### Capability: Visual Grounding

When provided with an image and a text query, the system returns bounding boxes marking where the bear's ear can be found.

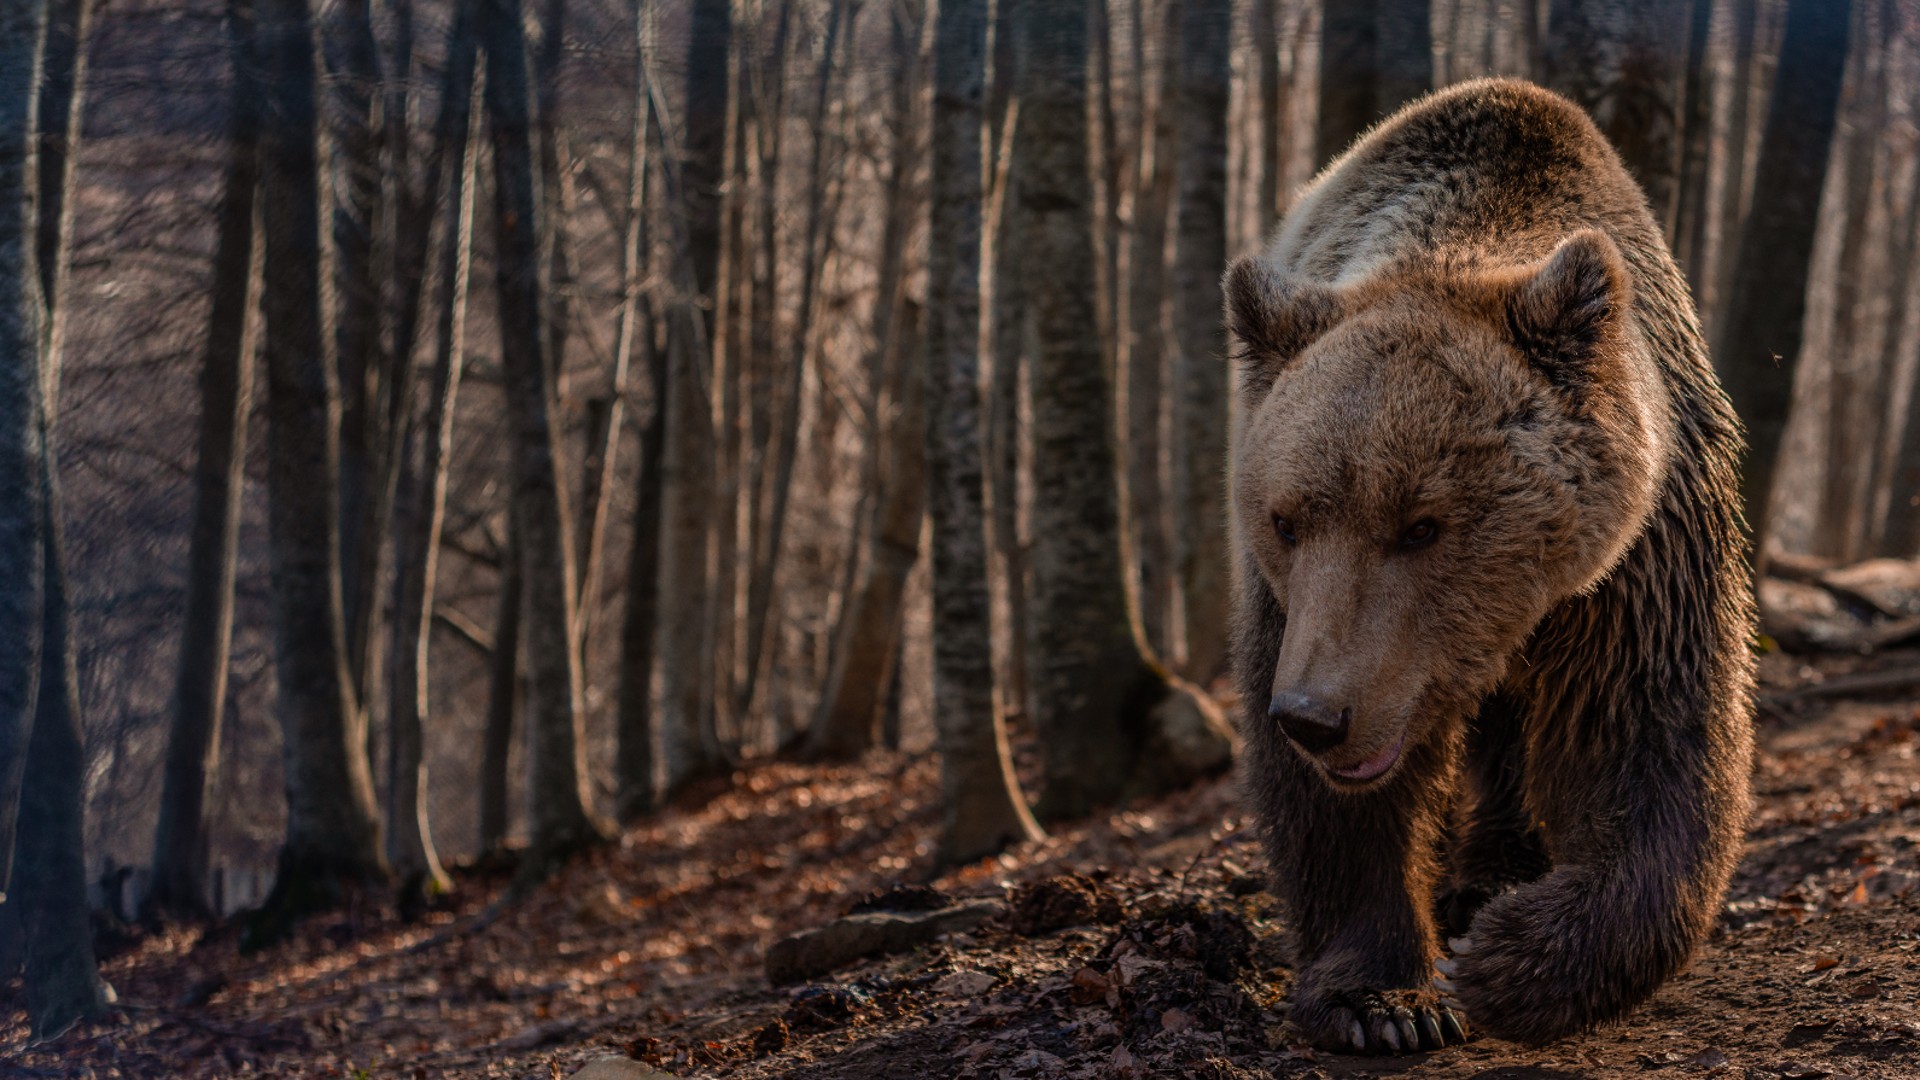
[1223,256,1344,394]
[1505,230,1631,397]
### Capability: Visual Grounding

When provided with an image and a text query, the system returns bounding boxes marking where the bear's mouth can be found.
[1325,729,1408,784]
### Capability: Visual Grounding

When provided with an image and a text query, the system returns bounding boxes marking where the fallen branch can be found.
[1764,666,1920,704]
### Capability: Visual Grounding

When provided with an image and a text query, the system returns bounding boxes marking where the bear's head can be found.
[1225,230,1671,790]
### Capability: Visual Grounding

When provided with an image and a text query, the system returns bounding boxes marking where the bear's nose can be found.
[1268,691,1351,753]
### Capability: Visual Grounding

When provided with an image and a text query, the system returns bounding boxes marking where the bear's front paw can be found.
[1293,987,1470,1055]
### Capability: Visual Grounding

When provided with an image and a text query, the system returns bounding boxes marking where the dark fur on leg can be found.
[1437,692,1550,938]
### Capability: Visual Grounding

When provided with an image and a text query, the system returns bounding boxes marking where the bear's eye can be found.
[1272,514,1297,546]
[1400,519,1439,549]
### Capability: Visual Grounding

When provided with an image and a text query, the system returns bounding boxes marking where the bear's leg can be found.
[1437,718,1744,1043]
[1249,735,1470,1054]
[1436,693,1551,939]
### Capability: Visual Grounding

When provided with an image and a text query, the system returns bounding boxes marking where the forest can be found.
[2,0,1919,1076]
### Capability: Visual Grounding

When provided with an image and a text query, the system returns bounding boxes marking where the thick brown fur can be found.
[1227,79,1755,1050]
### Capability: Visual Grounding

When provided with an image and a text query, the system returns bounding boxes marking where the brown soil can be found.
[5,649,1918,1079]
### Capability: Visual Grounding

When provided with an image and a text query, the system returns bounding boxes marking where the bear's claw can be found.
[1322,992,1471,1055]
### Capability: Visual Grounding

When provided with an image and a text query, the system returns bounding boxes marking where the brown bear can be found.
[1225,78,1755,1052]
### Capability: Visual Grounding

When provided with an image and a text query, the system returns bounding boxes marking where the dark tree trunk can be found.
[330,0,389,712]
[1316,0,1431,169]
[1718,0,1853,543]
[1673,0,1715,289]
[1171,0,1230,683]
[685,0,732,316]
[1017,0,1231,823]
[1544,0,1690,229]
[479,520,521,853]
[1124,0,1175,656]
[926,0,1043,864]
[249,0,387,946]
[0,0,48,903]
[479,0,607,876]
[385,32,481,906]
[32,0,90,373]
[614,0,664,823]
[149,0,261,922]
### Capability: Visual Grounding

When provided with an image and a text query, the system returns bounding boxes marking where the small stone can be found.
[568,1057,673,1080]
[935,969,997,997]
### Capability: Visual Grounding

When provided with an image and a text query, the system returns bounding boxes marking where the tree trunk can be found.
[1171,0,1230,684]
[479,0,607,877]
[1316,0,1432,169]
[1717,0,1853,544]
[250,0,387,946]
[658,0,729,799]
[926,0,1043,864]
[1018,0,1232,823]
[149,0,261,922]
[807,0,924,761]
[740,0,846,722]
[1871,144,1920,555]
[1,0,107,1038]
[32,0,90,377]
[1707,0,1761,327]
[1673,0,1715,288]
[1124,0,1175,656]
[988,99,1031,721]
[614,0,665,823]
[1544,0,1689,230]
[0,0,48,901]
[385,41,480,908]
[330,0,389,713]
[479,520,521,853]
[1252,0,1283,238]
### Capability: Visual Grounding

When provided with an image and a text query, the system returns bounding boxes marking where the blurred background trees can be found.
[2,0,1918,1029]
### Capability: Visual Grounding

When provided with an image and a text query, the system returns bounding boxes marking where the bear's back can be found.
[1272,79,1663,289]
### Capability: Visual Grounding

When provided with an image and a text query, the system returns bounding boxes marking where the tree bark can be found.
[614,0,665,822]
[1544,0,1690,230]
[807,0,924,761]
[1018,0,1233,823]
[740,0,846,722]
[330,0,389,712]
[479,0,607,876]
[1171,0,1230,683]
[1673,0,1715,288]
[926,0,1043,864]
[1316,0,1431,169]
[0,0,48,901]
[149,0,261,922]
[658,0,729,798]
[1718,0,1853,544]
[32,0,90,378]
[1252,0,1283,238]
[1124,0,1175,656]
[385,38,480,907]
[250,0,387,945]
[479,519,521,852]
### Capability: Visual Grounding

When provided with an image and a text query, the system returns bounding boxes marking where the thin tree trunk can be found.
[614,0,665,822]
[708,0,750,765]
[1253,0,1283,238]
[1871,144,1920,554]
[739,0,845,722]
[1674,0,1715,288]
[660,0,728,798]
[927,0,1043,864]
[988,97,1031,718]
[32,0,90,376]
[1708,0,1761,327]
[148,0,261,922]
[1718,0,1853,544]
[331,0,389,712]
[0,0,48,899]
[250,0,387,946]
[1019,0,1231,823]
[1124,0,1175,656]
[1544,0,1689,230]
[479,520,521,852]
[479,0,606,877]
[1315,0,1431,169]
[1171,0,1230,684]
[385,50,480,908]
[807,0,924,760]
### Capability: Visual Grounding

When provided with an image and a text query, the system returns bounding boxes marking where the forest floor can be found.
[5,648,1920,1079]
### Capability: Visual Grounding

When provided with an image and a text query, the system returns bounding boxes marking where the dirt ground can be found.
[5,648,1918,1079]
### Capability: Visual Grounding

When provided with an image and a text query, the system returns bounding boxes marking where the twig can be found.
[1765,666,1920,704]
